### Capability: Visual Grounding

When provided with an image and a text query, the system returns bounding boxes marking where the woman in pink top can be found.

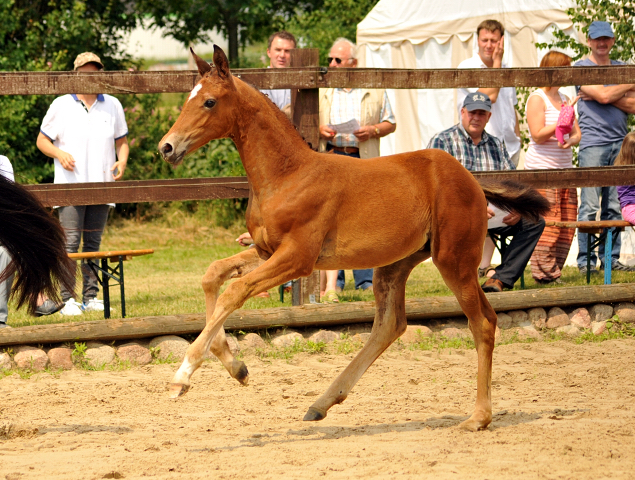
[525,51,581,284]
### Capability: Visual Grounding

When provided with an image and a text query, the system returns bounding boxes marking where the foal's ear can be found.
[190,47,212,77]
[213,45,231,80]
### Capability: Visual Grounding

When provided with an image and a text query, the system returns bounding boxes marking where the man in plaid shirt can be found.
[428,93,544,293]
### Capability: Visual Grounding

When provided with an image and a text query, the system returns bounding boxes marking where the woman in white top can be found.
[525,51,581,284]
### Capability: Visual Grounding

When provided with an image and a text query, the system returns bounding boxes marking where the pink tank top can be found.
[524,89,574,170]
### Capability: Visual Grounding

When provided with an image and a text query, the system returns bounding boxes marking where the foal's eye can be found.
[204,99,216,109]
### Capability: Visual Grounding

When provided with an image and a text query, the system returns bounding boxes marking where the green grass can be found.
[6,216,635,328]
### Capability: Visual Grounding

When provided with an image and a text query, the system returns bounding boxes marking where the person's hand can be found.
[236,232,253,246]
[579,90,592,102]
[559,138,575,149]
[492,36,504,66]
[502,211,521,226]
[319,124,336,140]
[57,150,76,171]
[487,207,495,219]
[111,160,126,180]
[568,95,581,107]
[353,125,375,143]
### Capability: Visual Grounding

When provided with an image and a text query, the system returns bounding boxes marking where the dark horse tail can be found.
[478,178,551,223]
[0,175,73,314]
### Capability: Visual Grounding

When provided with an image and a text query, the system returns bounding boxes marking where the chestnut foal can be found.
[159,46,549,431]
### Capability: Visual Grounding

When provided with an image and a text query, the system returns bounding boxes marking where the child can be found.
[616,132,635,225]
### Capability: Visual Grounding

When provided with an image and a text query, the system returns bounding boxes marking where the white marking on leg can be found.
[188,83,203,102]
[173,357,196,385]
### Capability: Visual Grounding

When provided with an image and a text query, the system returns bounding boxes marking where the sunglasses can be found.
[328,57,349,65]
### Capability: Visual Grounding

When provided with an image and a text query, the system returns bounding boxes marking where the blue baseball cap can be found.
[463,92,492,112]
[588,21,614,40]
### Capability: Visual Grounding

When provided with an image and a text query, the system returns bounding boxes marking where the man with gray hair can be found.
[318,37,397,294]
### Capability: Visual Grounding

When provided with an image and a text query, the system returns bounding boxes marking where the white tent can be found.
[356,0,579,156]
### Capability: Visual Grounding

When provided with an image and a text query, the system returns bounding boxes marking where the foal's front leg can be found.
[200,248,267,387]
[170,246,312,398]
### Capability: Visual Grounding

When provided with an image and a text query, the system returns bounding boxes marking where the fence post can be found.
[290,48,320,305]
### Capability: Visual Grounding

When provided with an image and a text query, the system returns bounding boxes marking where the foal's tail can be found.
[478,178,551,223]
[0,175,73,314]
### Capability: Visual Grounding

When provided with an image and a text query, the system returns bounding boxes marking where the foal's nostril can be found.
[160,142,173,156]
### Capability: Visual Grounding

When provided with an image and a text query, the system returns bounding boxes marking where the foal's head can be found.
[159,46,237,166]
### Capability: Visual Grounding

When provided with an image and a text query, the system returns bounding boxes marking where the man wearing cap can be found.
[36,52,129,316]
[575,21,635,274]
[456,19,521,166]
[428,92,545,292]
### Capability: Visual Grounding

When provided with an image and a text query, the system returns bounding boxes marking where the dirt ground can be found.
[2,338,635,480]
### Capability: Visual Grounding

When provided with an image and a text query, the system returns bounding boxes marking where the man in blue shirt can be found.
[575,21,635,274]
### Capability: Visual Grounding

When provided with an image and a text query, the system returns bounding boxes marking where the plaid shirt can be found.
[330,89,395,147]
[427,123,515,172]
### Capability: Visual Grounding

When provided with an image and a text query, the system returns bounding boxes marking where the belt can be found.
[328,145,359,154]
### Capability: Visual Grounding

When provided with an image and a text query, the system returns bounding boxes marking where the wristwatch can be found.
[374,126,380,137]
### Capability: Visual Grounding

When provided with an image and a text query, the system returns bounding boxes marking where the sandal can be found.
[322,289,339,304]
[478,266,496,278]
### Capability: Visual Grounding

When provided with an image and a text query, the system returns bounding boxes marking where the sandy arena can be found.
[2,338,635,479]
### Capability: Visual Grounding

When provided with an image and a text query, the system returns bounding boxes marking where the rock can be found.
[271,332,304,348]
[0,352,14,371]
[614,303,635,323]
[569,308,591,329]
[149,335,190,362]
[117,343,152,366]
[556,325,581,336]
[440,327,470,339]
[546,307,570,329]
[352,333,371,344]
[591,321,607,335]
[516,326,541,340]
[589,304,613,323]
[399,325,433,343]
[14,346,49,371]
[84,342,116,368]
[240,333,266,349]
[508,310,530,328]
[528,308,547,330]
[225,335,240,356]
[496,312,513,329]
[308,330,340,344]
[47,347,73,370]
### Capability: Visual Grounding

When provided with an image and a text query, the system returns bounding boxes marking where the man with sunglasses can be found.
[318,37,397,294]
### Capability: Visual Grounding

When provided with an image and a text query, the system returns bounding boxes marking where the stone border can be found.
[1,302,632,373]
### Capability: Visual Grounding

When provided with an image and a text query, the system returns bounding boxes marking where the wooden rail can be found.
[23,166,635,207]
[0,284,632,346]
[1,65,634,95]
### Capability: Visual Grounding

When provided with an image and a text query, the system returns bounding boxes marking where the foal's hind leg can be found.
[304,250,430,421]
[433,235,497,431]
[200,247,266,387]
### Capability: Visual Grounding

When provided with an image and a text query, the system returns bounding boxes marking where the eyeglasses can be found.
[328,57,350,65]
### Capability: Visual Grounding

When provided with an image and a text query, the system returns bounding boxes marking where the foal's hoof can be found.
[168,383,190,398]
[303,407,326,422]
[232,361,249,386]
[458,414,491,432]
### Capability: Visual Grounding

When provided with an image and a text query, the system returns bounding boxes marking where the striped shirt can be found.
[524,89,573,170]
[329,89,395,147]
[427,123,515,172]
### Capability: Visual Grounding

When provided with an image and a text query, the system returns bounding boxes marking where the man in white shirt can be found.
[260,31,296,117]
[457,19,521,165]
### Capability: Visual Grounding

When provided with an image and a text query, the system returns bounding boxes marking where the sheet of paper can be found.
[328,119,360,134]
[487,204,509,229]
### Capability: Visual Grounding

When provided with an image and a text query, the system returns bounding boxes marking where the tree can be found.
[138,0,324,67]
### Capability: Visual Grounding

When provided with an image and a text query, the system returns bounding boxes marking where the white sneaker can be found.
[60,298,83,316]
[82,298,105,312]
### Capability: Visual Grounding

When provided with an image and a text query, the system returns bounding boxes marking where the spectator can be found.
[616,132,635,226]
[428,93,545,292]
[525,51,581,284]
[0,156,64,327]
[260,31,296,118]
[36,52,129,315]
[575,21,635,274]
[319,37,397,295]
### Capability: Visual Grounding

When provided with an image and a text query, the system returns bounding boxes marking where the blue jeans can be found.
[577,142,623,268]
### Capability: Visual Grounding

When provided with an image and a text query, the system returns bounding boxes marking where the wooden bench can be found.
[545,220,632,285]
[67,249,154,319]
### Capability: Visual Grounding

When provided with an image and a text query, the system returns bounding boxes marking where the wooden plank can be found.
[68,249,154,260]
[545,221,631,229]
[1,65,635,95]
[1,284,633,346]
[23,177,250,207]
